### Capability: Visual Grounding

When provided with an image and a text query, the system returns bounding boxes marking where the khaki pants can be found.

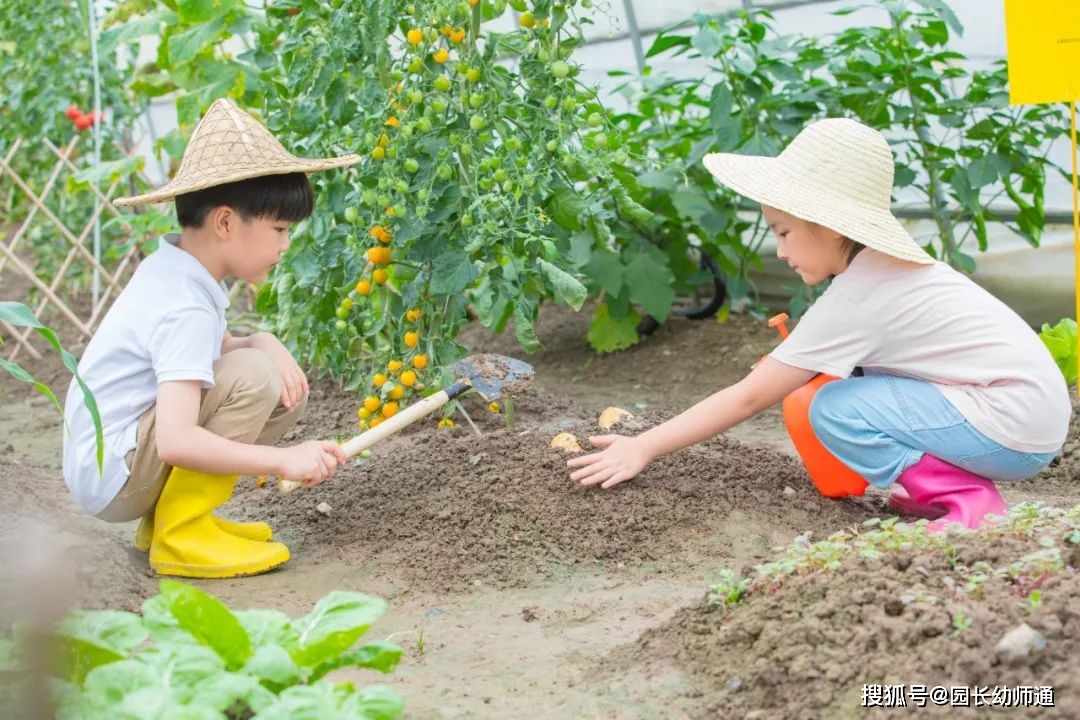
[96,348,306,523]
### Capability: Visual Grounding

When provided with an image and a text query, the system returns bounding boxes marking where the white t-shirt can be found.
[770,249,1070,454]
[62,235,229,514]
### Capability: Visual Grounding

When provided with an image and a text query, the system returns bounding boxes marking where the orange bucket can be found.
[769,314,869,498]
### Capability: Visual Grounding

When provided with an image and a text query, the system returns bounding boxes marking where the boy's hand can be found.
[251,332,308,411]
[567,435,651,489]
[277,440,347,488]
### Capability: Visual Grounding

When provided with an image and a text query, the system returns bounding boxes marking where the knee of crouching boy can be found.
[807,380,844,449]
[220,347,282,404]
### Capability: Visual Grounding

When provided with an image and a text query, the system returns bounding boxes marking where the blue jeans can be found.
[808,374,1058,489]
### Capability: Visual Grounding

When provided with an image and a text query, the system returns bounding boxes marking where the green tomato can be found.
[387,146,398,159]
[417,188,430,201]
[506,137,522,151]
[335,306,349,320]
[344,206,359,223]
[581,0,592,7]
[561,96,576,112]
[390,204,405,217]
[478,131,492,144]
[469,93,485,108]
[408,89,424,104]
[395,179,410,193]
[461,213,474,227]
[493,169,508,183]
[466,68,481,82]
[545,139,558,152]
[341,297,354,311]
[417,117,433,132]
[378,194,392,207]
[479,178,494,190]
[613,150,629,164]
[522,175,536,188]
[431,98,449,113]
[335,319,348,331]
[434,76,452,92]
[592,132,608,148]
[400,125,414,139]
[537,48,550,62]
[550,60,570,78]
[469,114,487,131]
[438,165,453,180]
[587,112,603,127]
[460,143,473,156]
[404,158,420,174]
[544,95,558,110]
[409,57,423,73]
[361,190,378,206]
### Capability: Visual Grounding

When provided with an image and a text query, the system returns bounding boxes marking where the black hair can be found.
[175,172,314,228]
[840,236,866,266]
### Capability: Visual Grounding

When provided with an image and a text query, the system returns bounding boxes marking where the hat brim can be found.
[113,154,362,207]
[702,152,934,265]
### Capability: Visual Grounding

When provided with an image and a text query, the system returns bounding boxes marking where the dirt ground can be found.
[1,301,1077,718]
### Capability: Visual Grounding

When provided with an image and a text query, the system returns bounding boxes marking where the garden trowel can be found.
[278,353,534,493]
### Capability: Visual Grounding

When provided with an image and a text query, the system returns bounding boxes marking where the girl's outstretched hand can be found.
[567,434,652,489]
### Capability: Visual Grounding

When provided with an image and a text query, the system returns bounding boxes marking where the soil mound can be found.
[0,458,155,628]
[227,399,876,593]
[623,515,1080,719]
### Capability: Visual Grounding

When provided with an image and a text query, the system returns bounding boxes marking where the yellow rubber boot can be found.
[149,467,289,578]
[134,511,272,552]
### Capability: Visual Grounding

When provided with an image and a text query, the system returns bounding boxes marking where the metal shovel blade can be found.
[449,353,534,401]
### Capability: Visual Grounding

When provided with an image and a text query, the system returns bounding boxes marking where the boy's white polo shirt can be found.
[62,235,229,515]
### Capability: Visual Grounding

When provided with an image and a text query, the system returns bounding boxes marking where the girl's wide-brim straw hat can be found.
[114,98,360,206]
[702,117,933,265]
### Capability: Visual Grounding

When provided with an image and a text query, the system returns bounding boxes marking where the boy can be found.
[62,99,357,578]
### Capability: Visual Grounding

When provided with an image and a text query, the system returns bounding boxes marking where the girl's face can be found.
[762,206,849,285]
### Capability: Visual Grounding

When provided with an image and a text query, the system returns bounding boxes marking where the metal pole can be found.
[86,0,103,308]
[621,0,645,74]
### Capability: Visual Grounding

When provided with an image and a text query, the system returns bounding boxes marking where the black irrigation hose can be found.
[637,250,728,336]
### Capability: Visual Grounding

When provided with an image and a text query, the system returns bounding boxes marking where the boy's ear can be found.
[208,205,235,238]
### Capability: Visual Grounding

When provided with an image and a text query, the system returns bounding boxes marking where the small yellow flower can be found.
[488,401,501,413]
[438,418,455,428]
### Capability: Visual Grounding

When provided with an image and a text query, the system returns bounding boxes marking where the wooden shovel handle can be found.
[341,388,451,459]
[278,381,468,494]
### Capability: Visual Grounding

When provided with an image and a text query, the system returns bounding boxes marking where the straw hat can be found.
[702,118,933,264]
[114,98,361,206]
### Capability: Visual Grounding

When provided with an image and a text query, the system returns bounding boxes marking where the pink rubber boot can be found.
[894,455,1007,530]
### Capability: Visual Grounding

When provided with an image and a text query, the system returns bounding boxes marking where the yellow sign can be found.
[1003,0,1080,104]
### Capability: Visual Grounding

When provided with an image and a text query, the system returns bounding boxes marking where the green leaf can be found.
[100,10,178,53]
[135,644,225,703]
[341,685,404,720]
[537,260,587,311]
[513,299,542,353]
[250,683,338,719]
[691,26,722,57]
[235,609,299,648]
[81,658,159,705]
[548,186,588,231]
[587,303,640,354]
[637,170,677,192]
[430,250,479,294]
[49,635,126,685]
[1038,318,1078,385]
[57,610,148,656]
[160,580,253,670]
[167,17,226,66]
[0,302,103,473]
[291,592,387,672]
[625,251,676,321]
[670,189,715,222]
[645,33,691,58]
[191,671,277,714]
[583,250,623,297]
[308,641,402,683]
[243,643,303,686]
[965,157,997,189]
[70,156,145,189]
[177,0,231,23]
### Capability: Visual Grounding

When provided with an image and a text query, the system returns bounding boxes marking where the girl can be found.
[568,118,1071,530]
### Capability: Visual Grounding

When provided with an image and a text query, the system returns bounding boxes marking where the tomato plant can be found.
[249,0,639,420]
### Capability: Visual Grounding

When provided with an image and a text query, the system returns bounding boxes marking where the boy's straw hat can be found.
[114,98,360,206]
[702,118,933,264]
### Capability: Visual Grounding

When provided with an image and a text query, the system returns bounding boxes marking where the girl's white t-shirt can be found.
[769,249,1071,453]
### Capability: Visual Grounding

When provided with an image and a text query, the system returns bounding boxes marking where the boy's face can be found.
[763,206,847,285]
[227,215,292,284]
